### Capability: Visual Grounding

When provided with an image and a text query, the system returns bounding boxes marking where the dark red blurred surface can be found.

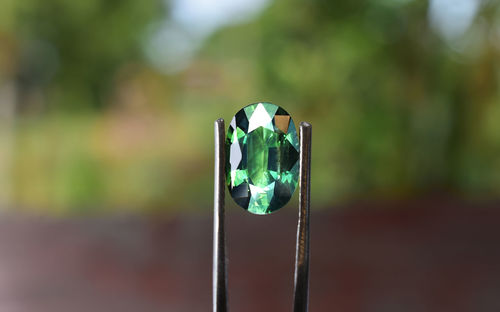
[0,198,499,312]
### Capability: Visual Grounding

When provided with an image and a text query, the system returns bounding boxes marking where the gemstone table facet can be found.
[226,102,299,214]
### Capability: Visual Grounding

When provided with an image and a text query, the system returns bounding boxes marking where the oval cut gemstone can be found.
[226,102,299,214]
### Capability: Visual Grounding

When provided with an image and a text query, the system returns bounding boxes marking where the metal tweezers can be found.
[213,118,312,312]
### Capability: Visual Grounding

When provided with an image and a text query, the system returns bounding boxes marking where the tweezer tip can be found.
[299,121,312,128]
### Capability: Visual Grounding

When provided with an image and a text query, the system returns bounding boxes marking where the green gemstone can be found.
[226,102,299,214]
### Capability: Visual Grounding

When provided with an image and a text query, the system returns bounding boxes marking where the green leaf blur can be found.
[1,0,499,213]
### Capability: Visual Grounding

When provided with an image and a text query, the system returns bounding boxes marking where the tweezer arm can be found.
[213,118,228,312]
[213,118,311,312]
[293,122,312,312]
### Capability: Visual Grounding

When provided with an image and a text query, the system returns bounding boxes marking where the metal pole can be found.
[213,118,228,312]
[293,121,312,312]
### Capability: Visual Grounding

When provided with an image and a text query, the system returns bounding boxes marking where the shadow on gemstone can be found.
[230,183,250,208]
[269,182,293,211]
[235,110,249,133]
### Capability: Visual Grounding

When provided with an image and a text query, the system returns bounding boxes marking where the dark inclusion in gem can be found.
[225,102,299,214]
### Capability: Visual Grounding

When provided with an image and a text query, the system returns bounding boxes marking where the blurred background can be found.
[0,0,499,311]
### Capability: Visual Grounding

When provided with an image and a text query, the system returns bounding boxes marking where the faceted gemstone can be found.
[226,102,299,214]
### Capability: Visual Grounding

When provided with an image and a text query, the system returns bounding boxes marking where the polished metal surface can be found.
[293,122,312,312]
[213,118,228,312]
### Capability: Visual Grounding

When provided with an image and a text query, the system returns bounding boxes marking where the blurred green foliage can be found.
[1,0,163,109]
[1,0,500,213]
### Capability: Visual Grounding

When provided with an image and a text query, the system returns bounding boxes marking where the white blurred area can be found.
[429,0,481,41]
[145,0,269,73]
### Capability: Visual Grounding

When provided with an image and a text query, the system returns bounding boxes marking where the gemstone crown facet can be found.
[226,102,299,214]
